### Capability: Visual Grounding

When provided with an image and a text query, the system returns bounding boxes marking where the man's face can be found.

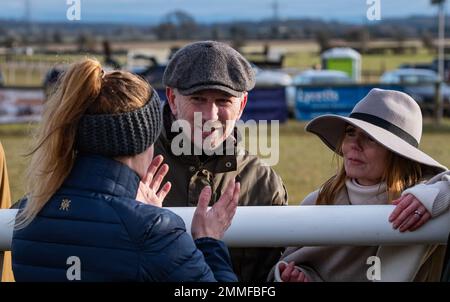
[167,88,247,150]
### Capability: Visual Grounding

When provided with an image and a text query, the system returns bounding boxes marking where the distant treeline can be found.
[0,12,447,52]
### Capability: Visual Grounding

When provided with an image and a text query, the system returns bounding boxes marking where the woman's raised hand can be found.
[136,155,172,207]
[191,179,240,240]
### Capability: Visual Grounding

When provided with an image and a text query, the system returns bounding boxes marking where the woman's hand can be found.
[389,194,431,232]
[191,179,240,240]
[279,261,309,282]
[136,155,171,207]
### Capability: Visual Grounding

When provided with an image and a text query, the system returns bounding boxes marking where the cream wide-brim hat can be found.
[305,88,447,175]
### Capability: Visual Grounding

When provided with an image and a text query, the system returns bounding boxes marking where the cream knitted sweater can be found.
[268,171,449,282]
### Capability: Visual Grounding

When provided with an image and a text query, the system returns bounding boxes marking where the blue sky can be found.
[0,0,446,24]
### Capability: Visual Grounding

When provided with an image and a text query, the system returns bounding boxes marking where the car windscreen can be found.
[398,74,437,84]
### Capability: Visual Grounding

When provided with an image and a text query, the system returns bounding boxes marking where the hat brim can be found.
[305,114,447,175]
[178,84,243,97]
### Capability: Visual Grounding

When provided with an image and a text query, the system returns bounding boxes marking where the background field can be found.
[1,42,449,203]
[0,40,437,86]
[2,120,449,205]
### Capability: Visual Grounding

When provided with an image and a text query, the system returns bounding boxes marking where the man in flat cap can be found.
[155,41,288,281]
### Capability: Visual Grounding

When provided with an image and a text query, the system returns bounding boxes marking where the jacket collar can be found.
[63,154,140,199]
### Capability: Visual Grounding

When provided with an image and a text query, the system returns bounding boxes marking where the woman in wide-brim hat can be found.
[269,88,449,282]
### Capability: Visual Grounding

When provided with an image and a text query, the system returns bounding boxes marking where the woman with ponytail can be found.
[11,58,240,282]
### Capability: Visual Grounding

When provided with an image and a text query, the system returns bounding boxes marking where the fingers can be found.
[150,163,169,191]
[195,186,212,216]
[280,262,305,282]
[226,182,240,213]
[303,273,310,282]
[389,194,413,222]
[390,193,432,232]
[156,181,172,202]
[409,212,432,231]
[396,205,429,232]
[136,181,162,207]
[391,199,400,205]
[222,182,240,228]
[296,271,306,282]
[398,212,421,232]
[391,197,421,229]
[212,180,239,229]
[216,179,236,209]
[136,183,148,204]
[289,267,300,281]
[278,262,287,273]
[143,155,164,185]
[281,262,295,282]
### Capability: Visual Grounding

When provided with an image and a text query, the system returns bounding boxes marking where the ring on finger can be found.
[414,210,423,217]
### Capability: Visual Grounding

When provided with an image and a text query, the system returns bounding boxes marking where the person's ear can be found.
[166,87,177,116]
[236,92,248,120]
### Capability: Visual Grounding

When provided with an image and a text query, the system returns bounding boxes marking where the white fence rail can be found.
[1,206,449,251]
[0,61,52,86]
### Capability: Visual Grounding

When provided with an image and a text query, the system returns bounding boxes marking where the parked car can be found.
[252,64,292,87]
[398,63,434,71]
[431,58,450,82]
[127,53,166,88]
[292,69,353,85]
[286,69,354,116]
[399,57,450,83]
[380,68,440,84]
[380,68,450,116]
[249,64,294,119]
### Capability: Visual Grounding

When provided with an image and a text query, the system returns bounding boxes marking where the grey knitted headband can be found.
[76,89,162,157]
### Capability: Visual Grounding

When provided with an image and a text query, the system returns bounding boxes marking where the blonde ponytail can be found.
[16,59,115,228]
[17,58,151,228]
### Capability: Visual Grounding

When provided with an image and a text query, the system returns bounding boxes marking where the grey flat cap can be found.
[163,41,256,97]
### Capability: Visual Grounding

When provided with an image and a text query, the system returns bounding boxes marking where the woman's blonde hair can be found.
[316,126,422,205]
[16,58,151,228]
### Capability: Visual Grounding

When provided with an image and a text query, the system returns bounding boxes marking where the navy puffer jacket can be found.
[12,154,237,282]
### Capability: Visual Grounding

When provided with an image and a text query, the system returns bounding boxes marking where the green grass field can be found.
[2,120,449,205]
